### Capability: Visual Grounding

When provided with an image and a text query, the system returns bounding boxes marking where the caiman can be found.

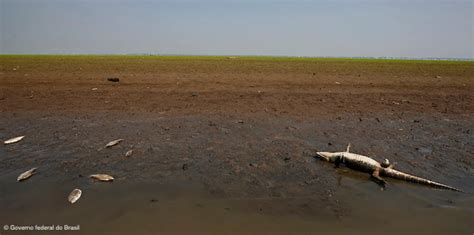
[315,144,462,192]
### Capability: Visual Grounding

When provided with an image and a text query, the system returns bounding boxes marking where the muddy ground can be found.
[0,56,473,234]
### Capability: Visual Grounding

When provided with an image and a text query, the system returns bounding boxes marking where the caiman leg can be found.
[370,167,387,186]
[334,156,342,168]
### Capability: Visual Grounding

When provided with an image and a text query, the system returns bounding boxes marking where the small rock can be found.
[182,163,189,170]
[107,78,120,82]
[150,199,159,203]
[191,92,198,97]
[284,157,291,162]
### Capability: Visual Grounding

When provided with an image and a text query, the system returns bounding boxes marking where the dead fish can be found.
[17,167,37,182]
[90,174,114,182]
[4,136,25,145]
[68,189,82,204]
[125,150,133,157]
[105,139,123,148]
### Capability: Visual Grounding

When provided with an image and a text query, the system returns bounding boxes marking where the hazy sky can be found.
[1,0,473,58]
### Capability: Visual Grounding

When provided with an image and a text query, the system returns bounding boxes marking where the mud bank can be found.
[1,56,473,234]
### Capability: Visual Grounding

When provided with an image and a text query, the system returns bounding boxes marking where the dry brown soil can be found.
[0,56,473,234]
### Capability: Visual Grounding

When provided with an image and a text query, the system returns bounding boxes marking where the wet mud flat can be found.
[0,56,473,234]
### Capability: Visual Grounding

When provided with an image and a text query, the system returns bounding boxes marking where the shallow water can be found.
[1,178,473,235]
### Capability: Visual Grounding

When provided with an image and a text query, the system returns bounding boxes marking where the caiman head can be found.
[315,152,339,162]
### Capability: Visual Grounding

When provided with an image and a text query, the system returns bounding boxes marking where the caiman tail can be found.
[381,168,462,192]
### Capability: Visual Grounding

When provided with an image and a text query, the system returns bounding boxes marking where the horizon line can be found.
[1,53,473,62]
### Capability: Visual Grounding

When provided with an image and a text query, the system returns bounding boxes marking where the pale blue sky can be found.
[1,0,473,58]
